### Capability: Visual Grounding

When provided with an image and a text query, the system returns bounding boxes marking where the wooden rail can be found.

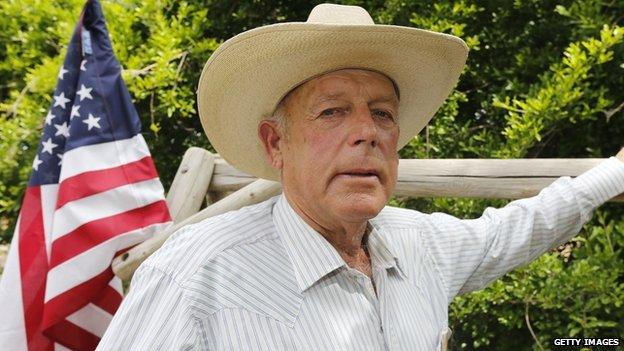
[111,147,622,281]
[210,157,623,200]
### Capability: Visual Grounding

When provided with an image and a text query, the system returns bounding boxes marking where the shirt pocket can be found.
[437,327,452,351]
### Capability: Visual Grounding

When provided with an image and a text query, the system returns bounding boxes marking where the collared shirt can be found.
[97,157,624,351]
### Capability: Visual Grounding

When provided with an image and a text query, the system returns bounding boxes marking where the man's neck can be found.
[285,195,373,278]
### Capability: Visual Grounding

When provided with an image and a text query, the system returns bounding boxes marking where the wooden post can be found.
[166,147,215,223]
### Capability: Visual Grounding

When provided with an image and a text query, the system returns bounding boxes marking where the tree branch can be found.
[525,301,545,351]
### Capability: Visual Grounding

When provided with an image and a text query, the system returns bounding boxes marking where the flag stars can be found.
[41,138,58,155]
[70,105,81,120]
[45,111,56,125]
[54,122,70,138]
[58,66,68,80]
[83,113,101,131]
[32,155,43,171]
[53,92,71,109]
[76,84,93,101]
[57,153,63,166]
[80,59,87,71]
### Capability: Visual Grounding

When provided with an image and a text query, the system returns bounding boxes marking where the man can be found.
[98,4,624,350]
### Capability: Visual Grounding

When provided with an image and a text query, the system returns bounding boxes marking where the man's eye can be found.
[373,110,394,120]
[320,108,340,117]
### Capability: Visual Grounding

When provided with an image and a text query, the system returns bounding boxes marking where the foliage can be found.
[1,0,624,349]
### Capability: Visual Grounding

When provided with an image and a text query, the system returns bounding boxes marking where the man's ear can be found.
[258,120,284,170]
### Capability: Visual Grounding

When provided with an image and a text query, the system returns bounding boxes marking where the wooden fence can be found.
[111,147,623,281]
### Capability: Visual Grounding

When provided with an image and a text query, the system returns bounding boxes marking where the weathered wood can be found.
[208,157,623,201]
[166,147,216,223]
[113,179,281,281]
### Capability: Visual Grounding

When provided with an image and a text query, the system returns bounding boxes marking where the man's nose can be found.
[348,106,379,148]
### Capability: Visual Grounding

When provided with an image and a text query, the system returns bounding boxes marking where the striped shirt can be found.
[97,157,624,350]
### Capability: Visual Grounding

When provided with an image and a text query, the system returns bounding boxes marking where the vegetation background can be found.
[1,0,623,349]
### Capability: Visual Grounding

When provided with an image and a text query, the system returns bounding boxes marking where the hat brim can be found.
[197,23,469,181]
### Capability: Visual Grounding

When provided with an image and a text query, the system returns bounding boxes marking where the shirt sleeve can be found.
[96,264,205,350]
[421,157,624,303]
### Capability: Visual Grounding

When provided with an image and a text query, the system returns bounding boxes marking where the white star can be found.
[57,153,63,166]
[41,138,58,155]
[76,84,93,101]
[53,92,71,109]
[70,105,81,119]
[83,113,101,131]
[58,66,68,80]
[45,111,55,125]
[54,122,70,138]
[80,59,87,71]
[32,155,43,171]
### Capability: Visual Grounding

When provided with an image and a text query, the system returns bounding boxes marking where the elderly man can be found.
[98,4,624,351]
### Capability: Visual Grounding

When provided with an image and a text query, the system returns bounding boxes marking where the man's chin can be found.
[333,193,386,220]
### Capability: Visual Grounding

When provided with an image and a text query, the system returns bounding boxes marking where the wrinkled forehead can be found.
[277,68,400,108]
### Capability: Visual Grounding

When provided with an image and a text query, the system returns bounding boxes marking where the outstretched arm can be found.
[420,152,624,302]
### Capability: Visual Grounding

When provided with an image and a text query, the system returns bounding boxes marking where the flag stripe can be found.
[55,342,72,351]
[40,184,59,264]
[43,268,114,329]
[92,284,123,316]
[45,320,100,351]
[56,156,158,210]
[66,303,113,338]
[109,274,123,296]
[45,221,169,302]
[17,187,54,351]
[49,200,170,269]
[52,178,167,239]
[59,134,150,182]
[0,218,28,350]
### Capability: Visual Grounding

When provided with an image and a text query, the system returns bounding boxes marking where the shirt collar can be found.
[366,221,408,280]
[273,194,345,293]
[273,194,407,293]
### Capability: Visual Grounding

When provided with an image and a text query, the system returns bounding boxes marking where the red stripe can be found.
[18,186,54,351]
[92,284,123,315]
[56,156,158,209]
[49,200,170,268]
[42,267,113,330]
[44,319,100,351]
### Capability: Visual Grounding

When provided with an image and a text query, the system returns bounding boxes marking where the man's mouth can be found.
[337,169,380,179]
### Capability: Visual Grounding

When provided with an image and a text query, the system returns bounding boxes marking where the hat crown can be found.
[306,3,375,25]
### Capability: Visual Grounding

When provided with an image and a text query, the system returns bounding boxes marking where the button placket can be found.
[345,268,384,337]
[373,266,395,350]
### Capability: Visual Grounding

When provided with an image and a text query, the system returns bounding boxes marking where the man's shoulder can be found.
[138,195,280,283]
[372,204,427,229]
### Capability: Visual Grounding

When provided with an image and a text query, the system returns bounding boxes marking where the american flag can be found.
[0,0,172,349]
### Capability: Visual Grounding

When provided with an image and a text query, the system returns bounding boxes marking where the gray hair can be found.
[268,97,289,138]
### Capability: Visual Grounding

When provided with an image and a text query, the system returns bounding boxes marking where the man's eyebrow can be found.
[314,93,346,104]
[313,93,398,104]
[308,93,399,111]
[307,93,346,112]
[369,95,399,104]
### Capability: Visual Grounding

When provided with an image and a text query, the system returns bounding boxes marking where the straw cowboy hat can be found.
[197,3,469,181]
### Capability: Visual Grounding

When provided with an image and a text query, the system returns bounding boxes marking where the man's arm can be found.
[96,264,204,350]
[420,153,624,303]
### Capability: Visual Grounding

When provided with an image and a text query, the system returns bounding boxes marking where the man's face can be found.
[276,69,400,223]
